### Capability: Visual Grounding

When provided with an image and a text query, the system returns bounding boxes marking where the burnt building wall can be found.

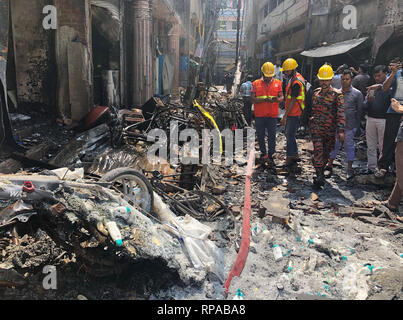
[55,0,92,122]
[10,0,55,110]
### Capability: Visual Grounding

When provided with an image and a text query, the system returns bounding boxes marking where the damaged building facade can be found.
[215,0,245,84]
[0,0,208,124]
[244,0,403,82]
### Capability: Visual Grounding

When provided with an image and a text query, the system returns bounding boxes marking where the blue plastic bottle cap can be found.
[116,239,123,247]
[126,207,131,213]
[342,256,348,261]
[366,265,374,273]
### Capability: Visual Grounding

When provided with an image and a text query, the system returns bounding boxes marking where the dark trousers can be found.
[285,116,300,157]
[255,117,277,158]
[379,114,402,170]
[311,131,336,169]
[243,97,252,126]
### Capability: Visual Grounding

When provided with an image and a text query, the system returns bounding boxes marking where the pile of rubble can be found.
[0,91,244,299]
[151,131,403,300]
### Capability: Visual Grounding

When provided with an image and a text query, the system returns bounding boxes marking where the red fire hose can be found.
[224,141,255,293]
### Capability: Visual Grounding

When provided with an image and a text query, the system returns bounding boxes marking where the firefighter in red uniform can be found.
[308,64,345,189]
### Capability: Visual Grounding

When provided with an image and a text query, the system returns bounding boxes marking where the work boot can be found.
[324,166,333,178]
[346,169,355,180]
[267,157,277,174]
[313,168,325,189]
[293,154,301,162]
[375,168,387,178]
[258,154,269,165]
[267,156,276,167]
[285,157,296,167]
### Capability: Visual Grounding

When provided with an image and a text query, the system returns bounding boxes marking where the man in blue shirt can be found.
[240,75,254,126]
[332,64,348,90]
[375,60,402,178]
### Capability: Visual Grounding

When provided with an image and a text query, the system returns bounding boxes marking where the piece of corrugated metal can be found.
[300,37,369,58]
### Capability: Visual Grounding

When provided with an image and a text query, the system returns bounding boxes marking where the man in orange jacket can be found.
[280,58,306,167]
[251,62,284,167]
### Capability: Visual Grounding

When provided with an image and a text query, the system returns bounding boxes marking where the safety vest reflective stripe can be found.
[286,79,305,110]
[256,96,276,99]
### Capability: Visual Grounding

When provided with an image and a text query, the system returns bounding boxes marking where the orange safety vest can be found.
[252,78,282,118]
[285,73,306,117]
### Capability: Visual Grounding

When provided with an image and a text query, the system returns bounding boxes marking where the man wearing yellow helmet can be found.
[280,58,306,168]
[251,62,284,167]
[308,64,345,189]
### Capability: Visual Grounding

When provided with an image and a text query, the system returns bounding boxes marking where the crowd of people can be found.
[239,57,403,212]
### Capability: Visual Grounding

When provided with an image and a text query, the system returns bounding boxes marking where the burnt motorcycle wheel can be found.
[102,168,154,213]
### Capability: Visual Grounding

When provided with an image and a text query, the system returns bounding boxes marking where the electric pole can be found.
[235,0,242,67]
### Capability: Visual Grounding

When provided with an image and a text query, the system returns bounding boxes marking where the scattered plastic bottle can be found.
[233,289,244,300]
[105,221,123,247]
[112,206,131,215]
[272,244,283,261]
[263,230,273,244]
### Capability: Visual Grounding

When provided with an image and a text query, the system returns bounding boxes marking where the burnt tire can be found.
[102,168,154,213]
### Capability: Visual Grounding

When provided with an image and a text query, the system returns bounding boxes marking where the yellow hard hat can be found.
[281,58,298,72]
[317,64,335,80]
[261,62,275,77]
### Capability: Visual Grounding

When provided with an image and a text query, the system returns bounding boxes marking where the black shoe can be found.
[346,170,355,180]
[267,157,276,166]
[375,169,387,178]
[313,176,325,189]
[294,156,302,163]
[324,166,333,178]
[258,155,268,165]
[266,158,277,172]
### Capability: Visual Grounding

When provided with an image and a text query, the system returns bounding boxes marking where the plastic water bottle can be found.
[112,206,131,215]
[105,221,123,247]
[263,230,274,244]
[233,289,244,300]
[273,244,283,261]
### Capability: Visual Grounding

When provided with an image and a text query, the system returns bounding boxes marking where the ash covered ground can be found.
[0,112,402,301]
